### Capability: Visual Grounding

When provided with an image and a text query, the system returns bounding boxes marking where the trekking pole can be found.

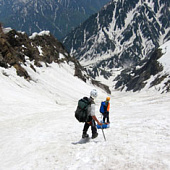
[100,114,106,141]
[101,126,106,141]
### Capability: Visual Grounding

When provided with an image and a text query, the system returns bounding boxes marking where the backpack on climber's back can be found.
[100,101,107,114]
[75,97,91,122]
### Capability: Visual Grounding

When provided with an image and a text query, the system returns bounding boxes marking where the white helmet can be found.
[90,89,98,99]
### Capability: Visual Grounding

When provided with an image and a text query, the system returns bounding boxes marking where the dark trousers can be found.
[103,111,109,123]
[83,117,97,134]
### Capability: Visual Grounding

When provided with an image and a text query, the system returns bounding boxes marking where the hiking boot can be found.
[92,133,98,139]
[82,133,89,138]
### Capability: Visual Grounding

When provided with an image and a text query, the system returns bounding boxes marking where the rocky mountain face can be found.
[114,46,170,93]
[0,0,110,40]
[0,23,111,94]
[63,0,170,84]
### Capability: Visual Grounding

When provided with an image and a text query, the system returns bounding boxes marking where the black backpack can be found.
[75,97,91,122]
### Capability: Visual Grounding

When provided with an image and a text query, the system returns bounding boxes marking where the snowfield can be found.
[0,59,170,170]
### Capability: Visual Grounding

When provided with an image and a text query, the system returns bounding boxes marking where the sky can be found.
[0,41,170,170]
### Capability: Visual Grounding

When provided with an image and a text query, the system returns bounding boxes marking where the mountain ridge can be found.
[63,0,170,92]
[0,0,110,39]
[0,24,111,94]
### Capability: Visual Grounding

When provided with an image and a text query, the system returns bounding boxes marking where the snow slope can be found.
[0,61,170,170]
